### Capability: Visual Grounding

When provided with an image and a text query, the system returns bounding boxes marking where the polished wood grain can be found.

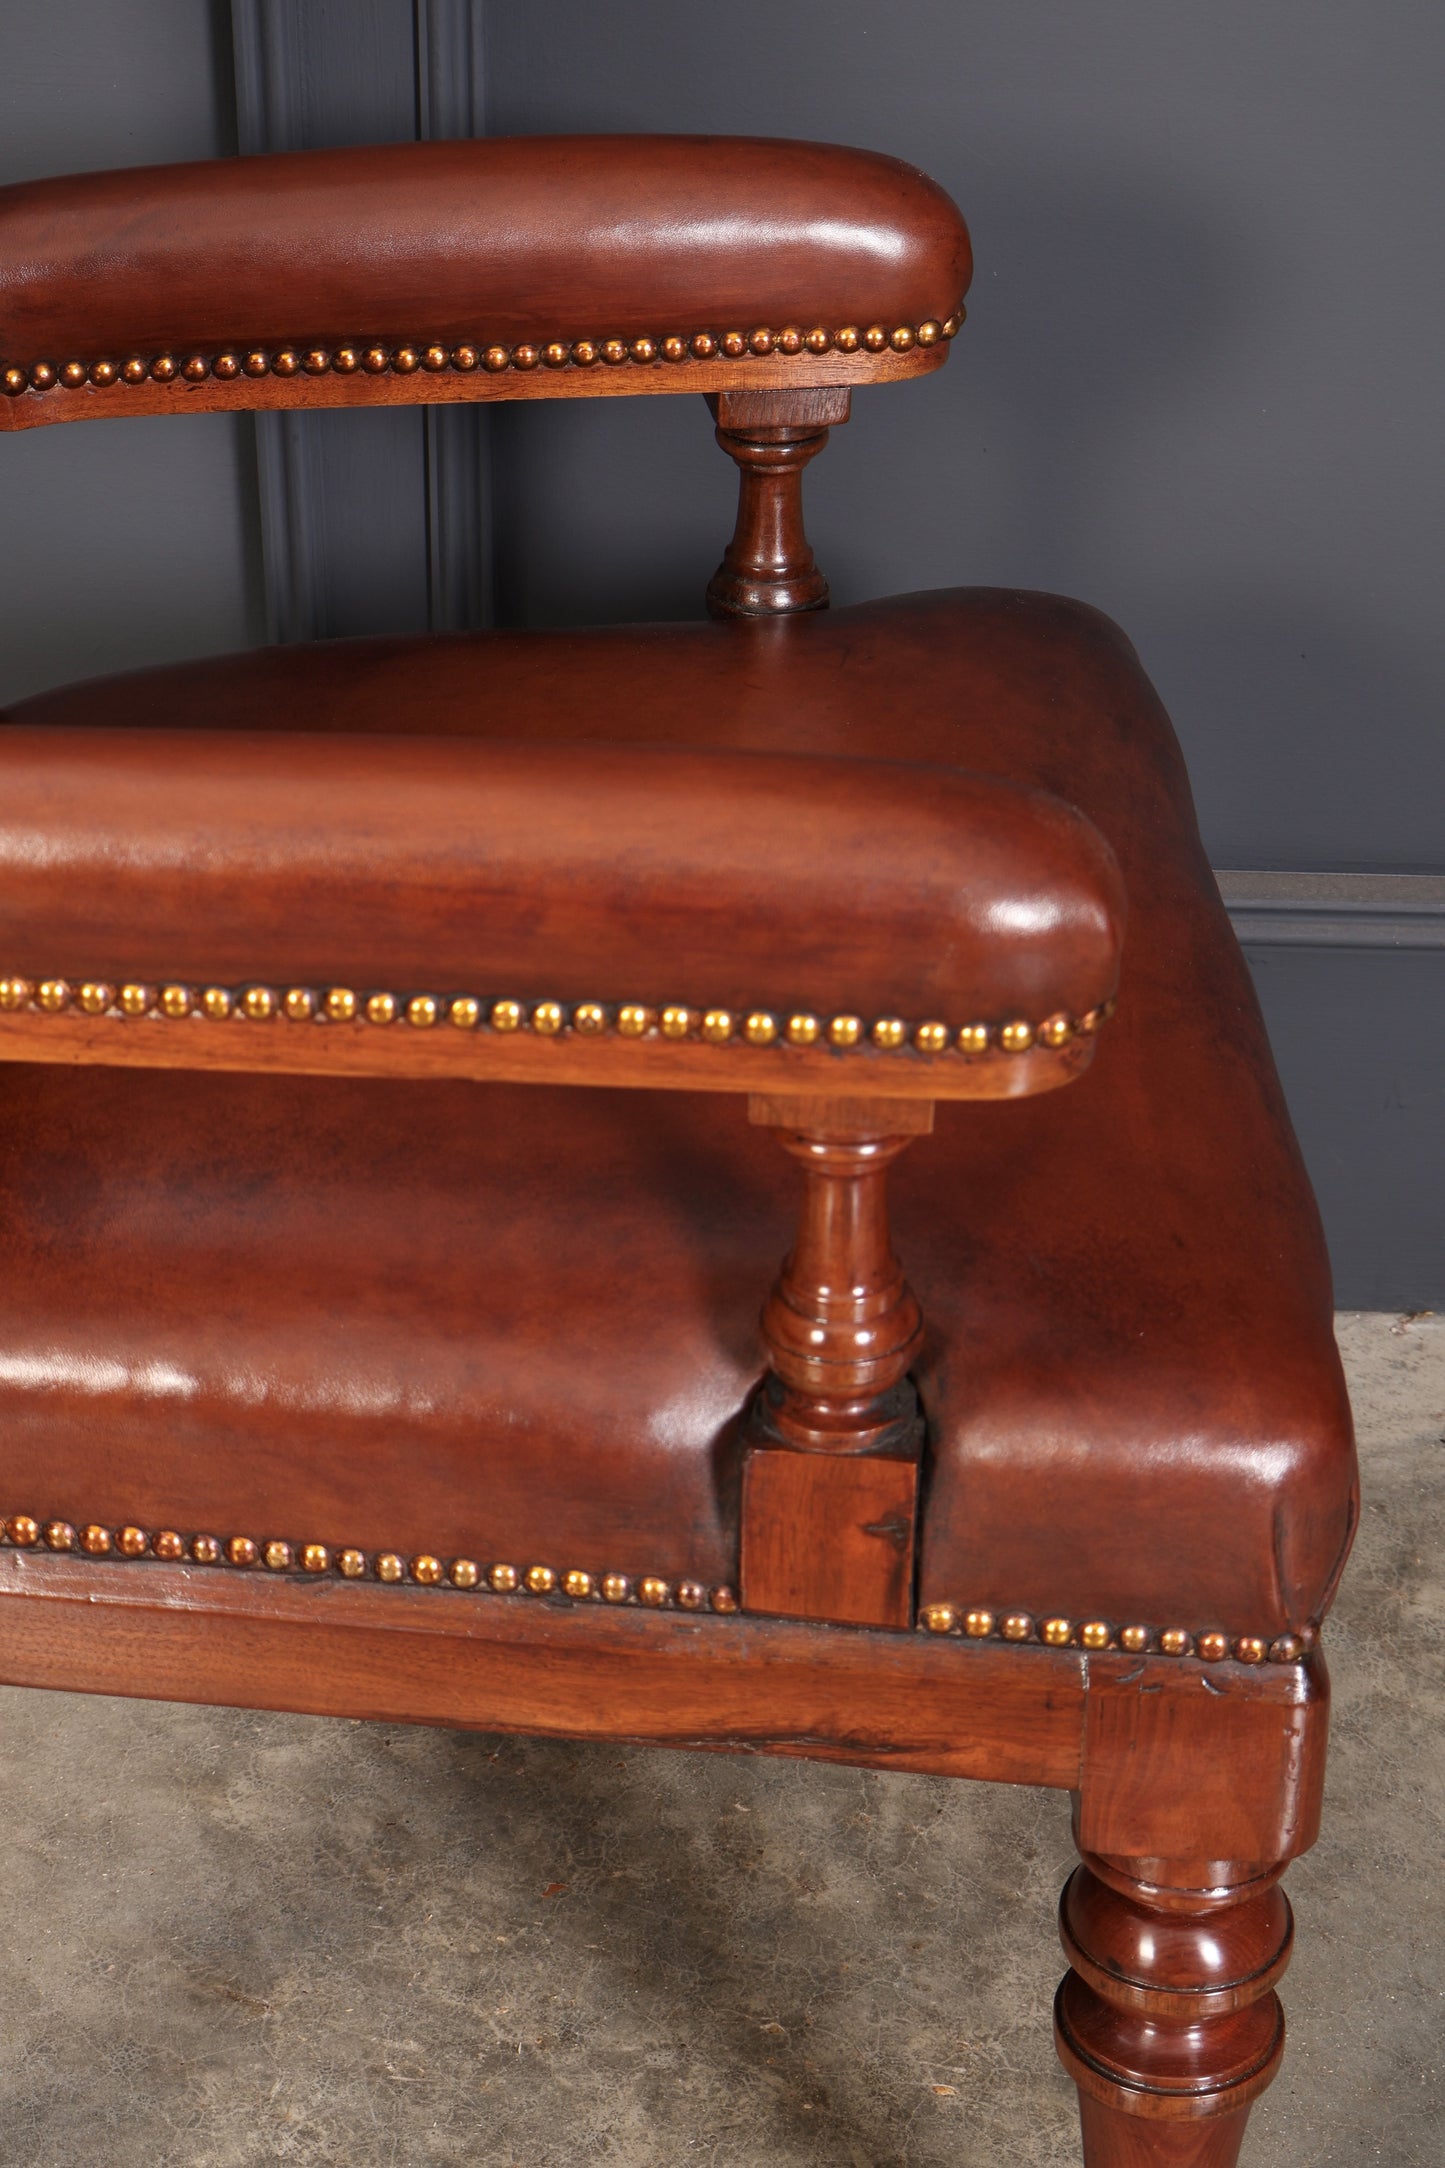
[749,1108,925,1456]
[1075,2101,1254,2168]
[741,1448,919,1631]
[705,388,851,615]
[1057,1849,1293,2163]
[742,1099,926,1626]
[0,1549,1327,1828]
[1077,1659,1328,1864]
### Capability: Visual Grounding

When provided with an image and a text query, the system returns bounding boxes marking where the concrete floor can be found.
[0,1312,1437,2167]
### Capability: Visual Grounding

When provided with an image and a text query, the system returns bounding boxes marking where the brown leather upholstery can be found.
[0,137,970,368]
[0,589,1356,1641]
[0,729,1120,1032]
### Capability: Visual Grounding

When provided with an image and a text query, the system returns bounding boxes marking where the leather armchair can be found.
[0,135,1355,2166]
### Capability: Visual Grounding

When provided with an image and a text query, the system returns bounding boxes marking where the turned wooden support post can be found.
[705,387,850,618]
[741,1095,929,1629]
[1055,1846,1293,2167]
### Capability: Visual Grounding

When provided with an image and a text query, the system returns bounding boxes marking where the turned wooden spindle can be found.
[740,1095,930,1629]
[705,387,850,618]
[1055,1846,1294,2168]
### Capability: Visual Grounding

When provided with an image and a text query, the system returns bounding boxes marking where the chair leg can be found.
[1054,1848,1293,2167]
[1074,2099,1254,2168]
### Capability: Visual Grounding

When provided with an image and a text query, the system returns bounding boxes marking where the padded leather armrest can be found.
[0,135,969,378]
[0,729,1120,1099]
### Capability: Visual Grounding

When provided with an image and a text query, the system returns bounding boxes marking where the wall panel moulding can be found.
[1215,872,1445,951]
[231,0,490,642]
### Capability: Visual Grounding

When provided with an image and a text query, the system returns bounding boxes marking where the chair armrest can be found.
[1,136,970,429]
[0,727,1121,1100]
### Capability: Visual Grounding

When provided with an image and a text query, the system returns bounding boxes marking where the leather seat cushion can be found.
[0,590,1357,1639]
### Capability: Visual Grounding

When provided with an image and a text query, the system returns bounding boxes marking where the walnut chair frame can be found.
[0,135,1353,2166]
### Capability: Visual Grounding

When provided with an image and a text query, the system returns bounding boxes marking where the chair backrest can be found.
[0,134,971,429]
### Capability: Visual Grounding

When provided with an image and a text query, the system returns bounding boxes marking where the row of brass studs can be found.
[2,311,965,398]
[0,975,1113,1058]
[919,1602,1306,1666]
[0,1512,1307,1657]
[1,1514,737,1614]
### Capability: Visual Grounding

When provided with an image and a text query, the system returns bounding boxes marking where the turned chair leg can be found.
[1054,1846,1293,2166]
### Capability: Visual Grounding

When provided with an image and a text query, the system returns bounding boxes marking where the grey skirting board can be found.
[1219,877,1443,1311]
[1217,871,1445,951]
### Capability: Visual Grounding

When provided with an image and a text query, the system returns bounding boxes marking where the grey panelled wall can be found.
[486,1,1444,873]
[1,3,1440,1304]
[0,2,259,697]
[230,0,490,640]
[235,0,1445,1309]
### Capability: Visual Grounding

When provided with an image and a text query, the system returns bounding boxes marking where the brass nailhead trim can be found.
[917,1602,1307,1666]
[0,1512,735,1616]
[0,976,1113,1062]
[2,1504,1296,1658]
[3,310,966,400]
